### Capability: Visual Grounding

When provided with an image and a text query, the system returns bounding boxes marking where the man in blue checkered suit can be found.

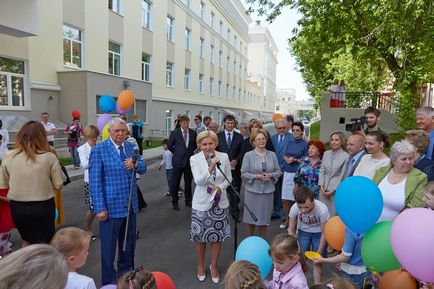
[89,118,147,285]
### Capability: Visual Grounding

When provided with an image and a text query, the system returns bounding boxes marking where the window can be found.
[218,51,222,68]
[184,68,191,91]
[63,25,82,68]
[234,35,237,48]
[226,56,230,72]
[238,89,241,100]
[226,84,229,99]
[199,38,205,58]
[240,41,243,53]
[108,41,121,76]
[209,78,214,96]
[186,0,192,8]
[233,60,236,75]
[239,64,242,78]
[165,109,173,136]
[141,53,151,82]
[199,74,204,94]
[0,56,26,108]
[185,28,192,51]
[166,16,174,42]
[200,1,205,19]
[109,0,121,14]
[136,99,147,123]
[232,86,235,100]
[219,21,223,35]
[166,62,174,87]
[142,1,152,29]
[210,45,214,64]
[211,12,215,29]
[218,112,222,124]
[227,29,231,42]
[218,80,222,97]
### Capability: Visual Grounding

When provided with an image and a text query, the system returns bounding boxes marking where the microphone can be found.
[132,148,139,163]
[209,153,221,167]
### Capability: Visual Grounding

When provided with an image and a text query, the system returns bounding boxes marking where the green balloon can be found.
[361,221,401,272]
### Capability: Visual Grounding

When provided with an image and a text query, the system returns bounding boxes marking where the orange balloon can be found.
[324,216,346,251]
[379,270,417,289]
[117,90,135,110]
[272,113,283,122]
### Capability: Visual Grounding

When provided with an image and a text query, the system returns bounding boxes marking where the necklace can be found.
[388,170,406,184]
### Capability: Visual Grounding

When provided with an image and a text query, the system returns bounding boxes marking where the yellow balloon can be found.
[102,124,110,141]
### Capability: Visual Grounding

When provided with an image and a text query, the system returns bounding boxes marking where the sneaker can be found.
[164,192,171,196]
[279,223,288,229]
[178,190,183,196]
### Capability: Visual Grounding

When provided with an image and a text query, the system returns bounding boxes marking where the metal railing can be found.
[329,91,400,114]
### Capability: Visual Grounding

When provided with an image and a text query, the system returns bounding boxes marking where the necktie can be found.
[183,129,188,147]
[344,157,355,178]
[118,145,126,161]
[278,135,283,148]
[227,132,232,147]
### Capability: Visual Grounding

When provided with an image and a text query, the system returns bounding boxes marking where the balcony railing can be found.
[329,91,399,114]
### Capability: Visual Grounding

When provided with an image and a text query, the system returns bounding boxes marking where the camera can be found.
[345,116,367,133]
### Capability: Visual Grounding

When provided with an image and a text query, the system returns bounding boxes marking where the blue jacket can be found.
[270,132,294,171]
[89,139,146,218]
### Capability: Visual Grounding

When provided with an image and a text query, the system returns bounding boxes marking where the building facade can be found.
[0,0,276,138]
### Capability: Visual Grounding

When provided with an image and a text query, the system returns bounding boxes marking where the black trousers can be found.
[227,171,241,220]
[137,185,147,210]
[170,164,193,206]
[134,137,143,156]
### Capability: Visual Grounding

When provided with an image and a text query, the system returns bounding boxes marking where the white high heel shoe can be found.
[210,265,219,284]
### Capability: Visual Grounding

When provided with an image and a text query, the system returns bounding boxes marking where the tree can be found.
[246,0,434,130]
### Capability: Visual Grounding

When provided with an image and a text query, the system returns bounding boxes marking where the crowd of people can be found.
[0,105,434,289]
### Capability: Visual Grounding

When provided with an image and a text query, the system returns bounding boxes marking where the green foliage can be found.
[246,0,434,125]
[309,121,320,140]
[59,157,73,166]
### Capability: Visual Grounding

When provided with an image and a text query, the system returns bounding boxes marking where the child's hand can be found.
[423,193,434,209]
[312,257,324,264]
[158,165,162,171]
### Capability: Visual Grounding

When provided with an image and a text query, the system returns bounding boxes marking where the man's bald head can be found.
[347,134,365,156]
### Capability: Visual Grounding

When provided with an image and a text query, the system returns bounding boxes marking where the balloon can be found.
[324,216,346,251]
[71,109,81,119]
[378,270,417,289]
[97,114,112,131]
[391,208,434,282]
[100,285,117,289]
[335,176,383,233]
[362,221,401,272]
[235,236,272,278]
[118,90,135,110]
[98,95,116,113]
[116,102,131,116]
[152,272,176,289]
[55,208,58,221]
[272,113,283,122]
[101,124,110,141]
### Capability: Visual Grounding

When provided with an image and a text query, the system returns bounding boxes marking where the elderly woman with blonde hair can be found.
[189,130,232,283]
[405,129,434,181]
[373,140,427,222]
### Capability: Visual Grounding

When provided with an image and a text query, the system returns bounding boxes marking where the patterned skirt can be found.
[84,182,94,212]
[190,206,231,243]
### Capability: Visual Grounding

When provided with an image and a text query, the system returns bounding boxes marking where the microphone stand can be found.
[123,154,138,252]
[216,164,257,259]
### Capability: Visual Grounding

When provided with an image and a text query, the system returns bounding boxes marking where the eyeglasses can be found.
[127,266,144,289]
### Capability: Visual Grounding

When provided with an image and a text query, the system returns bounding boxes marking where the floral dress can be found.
[294,157,322,199]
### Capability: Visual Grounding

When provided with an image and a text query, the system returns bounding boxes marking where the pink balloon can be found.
[96,114,112,131]
[391,208,434,282]
[116,102,131,116]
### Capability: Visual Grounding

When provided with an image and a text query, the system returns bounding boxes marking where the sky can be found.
[246,5,310,100]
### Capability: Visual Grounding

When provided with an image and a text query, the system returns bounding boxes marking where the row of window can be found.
[0,57,26,108]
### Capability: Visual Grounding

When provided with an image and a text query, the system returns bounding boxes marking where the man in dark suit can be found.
[216,114,243,221]
[270,118,294,220]
[167,115,197,210]
[343,134,366,179]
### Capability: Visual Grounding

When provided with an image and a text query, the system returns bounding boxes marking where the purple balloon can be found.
[100,285,117,289]
[116,102,131,116]
[96,114,112,131]
[391,208,434,282]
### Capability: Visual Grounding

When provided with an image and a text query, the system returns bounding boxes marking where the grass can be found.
[309,121,320,140]
[60,157,73,166]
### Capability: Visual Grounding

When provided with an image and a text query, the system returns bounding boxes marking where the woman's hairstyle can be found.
[248,119,264,134]
[83,125,100,139]
[366,131,390,148]
[51,227,90,258]
[224,260,266,289]
[249,129,268,146]
[330,132,346,149]
[12,120,50,161]
[0,244,68,289]
[310,277,357,289]
[196,130,218,146]
[269,233,308,273]
[405,129,430,154]
[308,140,326,158]
[292,121,304,132]
[389,140,415,164]
[117,269,156,289]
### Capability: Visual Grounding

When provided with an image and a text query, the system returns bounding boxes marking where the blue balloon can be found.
[235,236,272,278]
[98,95,116,113]
[55,208,59,221]
[335,176,383,233]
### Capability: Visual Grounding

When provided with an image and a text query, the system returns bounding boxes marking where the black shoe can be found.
[185,202,192,207]
[271,214,280,220]
[173,204,180,211]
